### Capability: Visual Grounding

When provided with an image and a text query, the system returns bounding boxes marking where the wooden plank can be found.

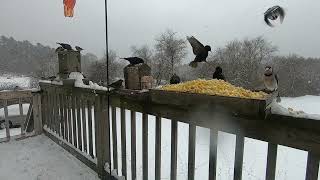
[0,90,32,100]
[188,124,196,180]
[95,96,111,179]
[19,98,24,135]
[265,143,277,180]
[120,106,127,177]
[155,116,161,180]
[60,94,65,139]
[63,95,68,140]
[111,107,118,173]
[142,113,148,180]
[54,93,59,134]
[72,95,77,148]
[33,93,42,135]
[47,92,52,130]
[234,135,245,180]
[131,110,137,180]
[4,100,10,139]
[171,120,178,180]
[56,93,61,136]
[76,96,82,151]
[82,98,87,153]
[305,152,319,180]
[209,129,218,180]
[67,96,72,143]
[87,100,94,158]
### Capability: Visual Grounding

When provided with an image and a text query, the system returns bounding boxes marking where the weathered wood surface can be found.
[265,143,277,180]
[209,129,218,180]
[188,124,196,180]
[171,120,178,180]
[0,90,33,100]
[305,153,319,180]
[131,110,137,180]
[142,113,148,180]
[155,116,161,180]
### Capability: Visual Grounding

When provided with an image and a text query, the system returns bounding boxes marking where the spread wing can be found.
[276,6,285,23]
[264,14,274,27]
[187,36,205,55]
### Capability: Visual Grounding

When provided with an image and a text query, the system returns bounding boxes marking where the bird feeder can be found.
[124,63,152,90]
[58,50,81,79]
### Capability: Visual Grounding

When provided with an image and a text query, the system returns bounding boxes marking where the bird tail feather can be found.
[189,61,198,68]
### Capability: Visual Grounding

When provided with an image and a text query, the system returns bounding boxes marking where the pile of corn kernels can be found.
[160,79,267,99]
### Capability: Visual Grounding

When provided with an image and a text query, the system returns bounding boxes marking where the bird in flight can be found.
[187,36,211,68]
[120,57,145,66]
[264,5,285,27]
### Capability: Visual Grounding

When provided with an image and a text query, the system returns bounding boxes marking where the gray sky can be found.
[1,0,320,59]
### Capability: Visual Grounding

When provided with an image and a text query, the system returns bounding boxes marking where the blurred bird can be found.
[55,46,65,53]
[263,66,281,102]
[56,43,73,50]
[212,66,225,81]
[264,5,285,27]
[187,36,211,68]
[75,46,84,52]
[48,76,57,81]
[170,74,181,84]
[108,79,124,89]
[120,57,144,66]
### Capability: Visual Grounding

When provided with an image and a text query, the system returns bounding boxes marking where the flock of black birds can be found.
[54,5,285,90]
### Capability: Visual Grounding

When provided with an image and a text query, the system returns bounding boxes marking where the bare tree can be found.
[154,29,187,84]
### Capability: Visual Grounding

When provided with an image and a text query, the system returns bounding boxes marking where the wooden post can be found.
[95,95,111,179]
[4,100,10,139]
[33,93,43,135]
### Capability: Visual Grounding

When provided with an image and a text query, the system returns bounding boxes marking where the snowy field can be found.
[0,135,99,180]
[0,75,32,90]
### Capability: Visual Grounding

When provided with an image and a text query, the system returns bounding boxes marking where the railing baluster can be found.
[121,107,127,177]
[265,143,277,180]
[111,107,118,173]
[305,152,319,180]
[188,124,196,180]
[4,100,10,139]
[171,120,178,180]
[76,95,82,151]
[234,134,244,180]
[155,116,161,180]
[209,129,218,180]
[52,93,57,133]
[60,94,65,139]
[87,99,94,158]
[67,96,72,143]
[81,98,87,153]
[18,98,24,135]
[63,95,68,140]
[48,92,52,130]
[54,93,59,135]
[72,95,77,148]
[142,113,148,180]
[131,110,137,180]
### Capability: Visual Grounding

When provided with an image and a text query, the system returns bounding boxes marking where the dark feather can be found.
[57,43,73,50]
[187,36,205,55]
[121,57,144,66]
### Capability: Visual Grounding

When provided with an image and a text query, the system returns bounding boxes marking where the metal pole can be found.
[104,0,112,179]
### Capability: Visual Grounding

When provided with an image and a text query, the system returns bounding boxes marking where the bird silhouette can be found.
[212,66,225,81]
[108,79,124,89]
[120,57,144,66]
[187,36,211,68]
[75,46,84,51]
[57,43,73,50]
[263,66,281,102]
[264,6,285,27]
[170,74,181,84]
[55,46,65,53]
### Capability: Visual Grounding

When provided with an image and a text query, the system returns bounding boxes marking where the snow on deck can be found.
[0,135,99,180]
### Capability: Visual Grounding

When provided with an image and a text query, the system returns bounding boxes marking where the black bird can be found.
[120,57,144,66]
[55,46,65,53]
[108,79,124,89]
[264,5,285,27]
[187,36,211,68]
[212,66,225,81]
[75,46,84,52]
[48,76,57,81]
[170,74,181,84]
[57,43,73,50]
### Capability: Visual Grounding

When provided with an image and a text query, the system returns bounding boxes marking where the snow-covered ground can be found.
[0,135,99,180]
[0,75,32,90]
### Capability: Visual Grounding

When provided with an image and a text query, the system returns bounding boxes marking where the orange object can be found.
[64,0,76,17]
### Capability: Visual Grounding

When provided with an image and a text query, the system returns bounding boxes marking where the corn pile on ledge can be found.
[160,79,267,99]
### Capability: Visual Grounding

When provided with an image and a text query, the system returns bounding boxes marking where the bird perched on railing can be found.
[264,66,281,102]
[120,57,144,66]
[187,36,211,68]
[108,79,124,90]
[212,66,225,81]
[170,74,181,84]
[57,43,73,50]
[75,46,84,52]
[264,5,285,27]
